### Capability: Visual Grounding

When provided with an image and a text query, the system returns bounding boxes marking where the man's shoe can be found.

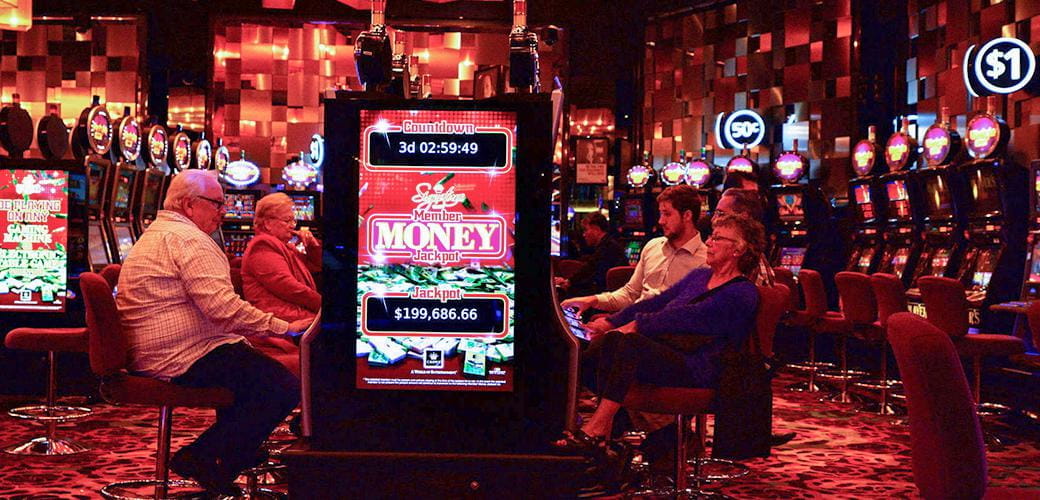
[770,432,796,447]
[170,448,241,496]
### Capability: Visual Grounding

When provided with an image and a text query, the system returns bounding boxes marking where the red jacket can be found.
[241,233,322,323]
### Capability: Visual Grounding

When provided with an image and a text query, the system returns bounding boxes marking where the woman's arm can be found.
[606,268,708,327]
[635,281,758,341]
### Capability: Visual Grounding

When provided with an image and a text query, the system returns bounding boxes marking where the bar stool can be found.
[815,272,873,404]
[3,326,91,455]
[606,265,637,291]
[918,276,1026,417]
[80,271,235,499]
[99,263,121,290]
[783,269,835,392]
[854,273,907,415]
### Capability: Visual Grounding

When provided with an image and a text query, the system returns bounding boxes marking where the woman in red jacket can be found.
[240,193,321,374]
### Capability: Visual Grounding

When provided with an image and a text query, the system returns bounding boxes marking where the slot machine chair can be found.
[814,272,876,404]
[784,269,835,393]
[624,284,788,495]
[80,272,235,499]
[606,265,636,291]
[555,258,584,279]
[99,263,121,289]
[918,277,1026,421]
[2,326,91,455]
[855,273,909,416]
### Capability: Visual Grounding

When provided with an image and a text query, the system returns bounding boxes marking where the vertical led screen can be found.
[357,109,516,391]
[0,170,69,312]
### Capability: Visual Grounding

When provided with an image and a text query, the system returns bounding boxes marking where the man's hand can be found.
[287,318,315,336]
[553,276,570,290]
[561,295,596,314]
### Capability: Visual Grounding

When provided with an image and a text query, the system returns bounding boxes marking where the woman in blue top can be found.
[557,214,764,450]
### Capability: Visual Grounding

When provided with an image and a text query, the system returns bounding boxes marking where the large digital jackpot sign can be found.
[356,108,516,391]
[0,169,69,312]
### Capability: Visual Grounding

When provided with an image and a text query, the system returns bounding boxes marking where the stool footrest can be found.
[853,379,902,391]
[3,436,89,455]
[100,479,205,500]
[7,404,92,423]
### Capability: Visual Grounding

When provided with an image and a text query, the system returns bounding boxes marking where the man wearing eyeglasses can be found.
[116,169,312,495]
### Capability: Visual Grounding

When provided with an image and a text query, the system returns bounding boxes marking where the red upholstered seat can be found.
[887,312,987,499]
[229,256,243,269]
[623,386,715,414]
[605,265,636,291]
[755,284,789,359]
[99,375,235,408]
[99,263,121,290]
[815,311,852,334]
[554,259,583,279]
[230,266,245,299]
[870,273,908,329]
[835,271,883,341]
[772,267,798,313]
[5,327,87,353]
[953,334,1028,358]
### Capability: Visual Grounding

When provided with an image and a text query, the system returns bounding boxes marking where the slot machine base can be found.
[284,442,589,498]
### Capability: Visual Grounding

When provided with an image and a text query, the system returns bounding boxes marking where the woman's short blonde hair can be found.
[712,213,766,276]
[254,192,294,233]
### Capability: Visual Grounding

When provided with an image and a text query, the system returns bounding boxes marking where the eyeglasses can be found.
[707,234,740,245]
[195,195,225,211]
[713,208,729,218]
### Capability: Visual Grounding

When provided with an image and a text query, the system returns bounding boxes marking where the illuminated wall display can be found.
[964,37,1038,96]
[627,164,651,187]
[852,139,876,177]
[214,144,231,173]
[726,155,756,174]
[116,116,141,163]
[659,161,685,186]
[965,113,1004,159]
[884,132,917,172]
[684,159,712,187]
[714,109,766,149]
[356,108,516,392]
[194,138,213,170]
[145,125,168,168]
[283,160,319,188]
[86,106,113,156]
[773,151,806,184]
[222,158,262,187]
[170,132,192,171]
[922,124,956,166]
[0,170,69,312]
[308,134,325,169]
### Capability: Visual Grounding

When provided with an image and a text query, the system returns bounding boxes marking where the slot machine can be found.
[168,127,193,175]
[220,152,264,258]
[282,134,325,240]
[951,101,1028,329]
[907,109,966,296]
[684,147,717,219]
[724,150,758,185]
[286,94,586,496]
[71,97,117,271]
[769,143,819,275]
[133,124,170,238]
[619,151,653,263]
[875,121,923,286]
[845,126,886,273]
[192,133,212,171]
[104,165,137,263]
[108,109,142,259]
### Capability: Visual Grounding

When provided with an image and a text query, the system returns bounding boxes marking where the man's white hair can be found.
[163,169,220,211]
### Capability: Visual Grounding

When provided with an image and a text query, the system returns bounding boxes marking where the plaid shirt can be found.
[593,234,707,312]
[116,210,289,380]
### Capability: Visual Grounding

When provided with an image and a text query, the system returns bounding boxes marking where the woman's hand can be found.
[585,317,614,337]
[296,228,320,248]
[615,321,637,334]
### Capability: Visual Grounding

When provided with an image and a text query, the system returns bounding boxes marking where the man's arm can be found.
[593,239,653,311]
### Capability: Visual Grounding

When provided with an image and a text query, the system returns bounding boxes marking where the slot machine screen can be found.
[853,184,874,221]
[114,225,134,261]
[141,172,163,217]
[0,170,70,312]
[857,247,877,273]
[776,192,804,221]
[86,161,107,210]
[623,198,644,227]
[290,194,316,222]
[891,247,911,276]
[111,169,134,219]
[223,192,258,220]
[922,174,954,219]
[88,223,109,266]
[69,173,88,204]
[779,247,807,274]
[967,167,1001,217]
[971,249,997,289]
[356,107,516,392]
[931,248,950,276]
[1028,241,1040,283]
[1034,168,1040,215]
[886,179,912,220]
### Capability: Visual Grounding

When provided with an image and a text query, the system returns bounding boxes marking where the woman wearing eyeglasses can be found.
[556,213,764,452]
[239,193,321,373]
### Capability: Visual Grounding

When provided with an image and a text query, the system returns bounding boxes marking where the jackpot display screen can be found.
[852,184,874,221]
[624,198,643,227]
[886,179,911,220]
[0,170,70,312]
[290,194,317,222]
[968,167,1001,217]
[776,192,804,221]
[779,246,807,274]
[922,174,954,219]
[223,192,258,220]
[356,108,516,392]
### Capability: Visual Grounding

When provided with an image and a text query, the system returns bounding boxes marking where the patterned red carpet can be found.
[1,372,1038,498]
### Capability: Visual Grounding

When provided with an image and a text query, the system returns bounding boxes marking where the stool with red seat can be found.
[555,258,584,280]
[918,276,1026,418]
[2,326,91,455]
[784,269,836,393]
[605,265,636,291]
[815,272,874,404]
[80,271,236,499]
[99,263,121,290]
[856,272,909,415]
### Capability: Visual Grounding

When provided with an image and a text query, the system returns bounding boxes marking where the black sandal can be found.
[552,429,607,455]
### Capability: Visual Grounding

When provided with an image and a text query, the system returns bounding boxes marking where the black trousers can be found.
[582,330,699,403]
[173,341,300,478]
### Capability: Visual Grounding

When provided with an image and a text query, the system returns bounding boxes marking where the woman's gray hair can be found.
[163,169,220,210]
[712,213,766,276]
[255,192,295,233]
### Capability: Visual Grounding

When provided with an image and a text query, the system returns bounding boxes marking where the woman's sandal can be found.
[552,429,607,455]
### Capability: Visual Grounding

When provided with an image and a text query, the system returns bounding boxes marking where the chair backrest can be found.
[606,265,636,291]
[917,276,969,337]
[80,272,129,377]
[772,266,798,312]
[835,271,877,326]
[870,273,908,327]
[99,263,122,290]
[754,284,790,359]
[230,267,245,299]
[1026,301,1040,343]
[798,269,827,318]
[887,312,987,499]
[555,259,584,279]
[229,256,243,269]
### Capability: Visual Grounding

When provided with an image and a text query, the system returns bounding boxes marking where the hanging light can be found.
[0,0,31,32]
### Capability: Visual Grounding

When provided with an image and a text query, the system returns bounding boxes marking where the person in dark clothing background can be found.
[556,213,628,297]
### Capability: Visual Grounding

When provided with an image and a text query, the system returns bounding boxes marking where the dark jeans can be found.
[172,341,300,477]
[582,331,699,403]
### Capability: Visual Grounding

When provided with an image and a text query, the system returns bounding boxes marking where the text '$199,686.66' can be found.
[393,306,480,322]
